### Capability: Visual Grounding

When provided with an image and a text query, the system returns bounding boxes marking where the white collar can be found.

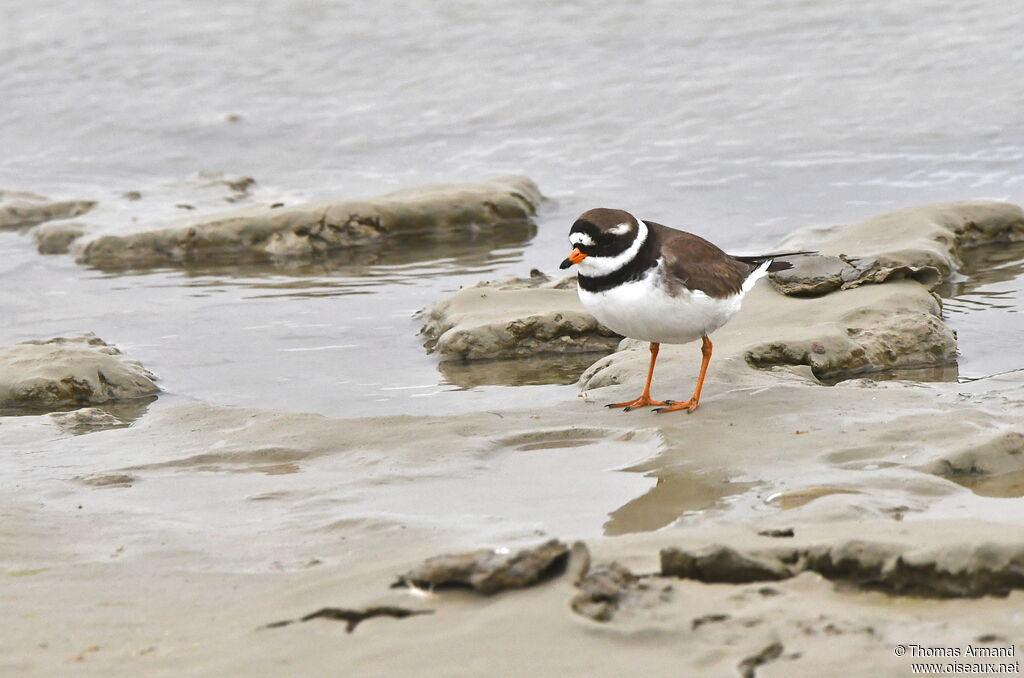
[576,217,648,278]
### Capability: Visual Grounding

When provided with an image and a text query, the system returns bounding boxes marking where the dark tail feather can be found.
[732,250,816,272]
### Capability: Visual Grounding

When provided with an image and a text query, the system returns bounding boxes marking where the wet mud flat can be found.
[3,192,1024,676]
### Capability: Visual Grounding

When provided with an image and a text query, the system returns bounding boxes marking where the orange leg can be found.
[606,342,667,411]
[653,335,713,414]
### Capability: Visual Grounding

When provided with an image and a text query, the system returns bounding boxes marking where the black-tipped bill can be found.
[560,247,586,269]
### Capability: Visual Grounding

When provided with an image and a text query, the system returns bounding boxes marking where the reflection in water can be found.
[821,363,959,386]
[936,240,1024,380]
[938,240,1024,310]
[438,352,606,388]
[604,469,757,536]
[0,395,157,431]
[948,470,1024,498]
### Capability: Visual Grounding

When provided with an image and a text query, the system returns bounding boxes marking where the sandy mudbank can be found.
[6,365,1024,675]
[0,189,95,230]
[423,269,954,381]
[657,522,1024,598]
[778,200,1024,282]
[0,332,158,409]
[419,270,622,360]
[63,176,540,266]
[421,201,1018,379]
[9,387,1024,678]
[770,200,1024,296]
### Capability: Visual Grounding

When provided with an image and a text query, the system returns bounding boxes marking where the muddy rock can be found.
[34,221,88,254]
[757,528,795,538]
[800,538,1024,598]
[775,201,1024,288]
[661,545,793,583]
[771,253,942,296]
[420,274,620,361]
[570,561,641,622]
[73,176,541,266]
[743,280,957,379]
[27,172,268,256]
[0,333,159,409]
[0,189,95,230]
[392,539,569,595]
[567,540,592,584]
[738,641,785,678]
[660,526,1024,598]
[914,431,1024,481]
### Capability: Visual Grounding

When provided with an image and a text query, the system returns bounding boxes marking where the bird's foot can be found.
[606,395,666,412]
[652,399,699,414]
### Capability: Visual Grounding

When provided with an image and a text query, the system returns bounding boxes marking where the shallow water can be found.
[938,240,1024,381]
[3,1,1024,543]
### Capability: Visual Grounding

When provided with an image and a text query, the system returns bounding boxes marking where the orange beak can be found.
[559,248,587,269]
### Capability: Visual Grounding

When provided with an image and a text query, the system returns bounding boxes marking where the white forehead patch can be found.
[569,232,595,247]
[609,222,633,236]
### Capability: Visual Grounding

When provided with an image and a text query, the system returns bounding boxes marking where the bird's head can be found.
[560,208,646,277]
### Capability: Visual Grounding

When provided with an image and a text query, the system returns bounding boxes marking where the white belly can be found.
[577,269,746,345]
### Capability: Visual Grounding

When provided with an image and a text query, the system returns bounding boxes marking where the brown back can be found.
[648,221,755,298]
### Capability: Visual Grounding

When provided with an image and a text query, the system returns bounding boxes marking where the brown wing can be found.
[647,221,755,298]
